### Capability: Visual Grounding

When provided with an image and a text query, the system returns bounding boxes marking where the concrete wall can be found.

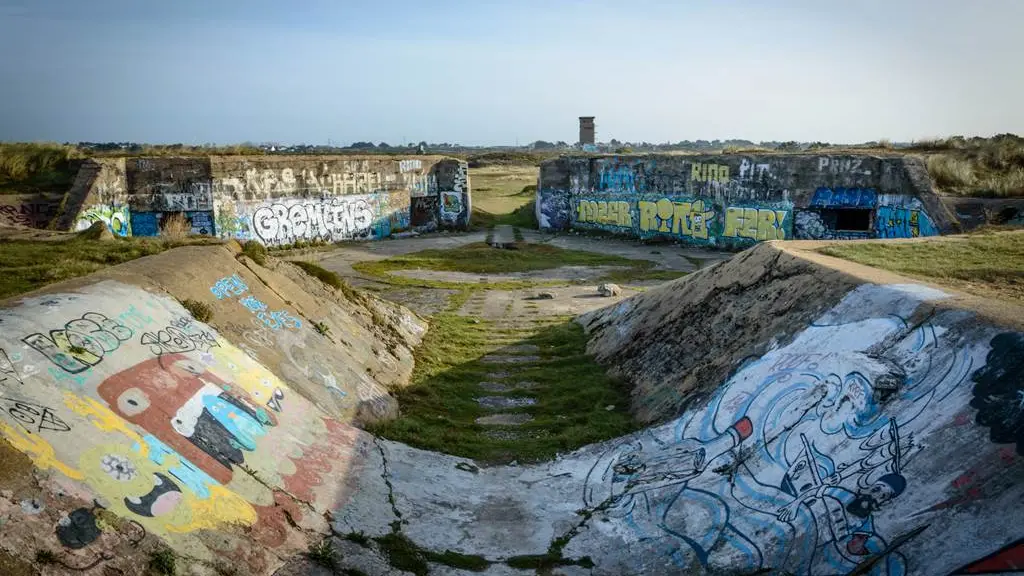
[0,192,63,228]
[62,155,471,242]
[538,154,953,247]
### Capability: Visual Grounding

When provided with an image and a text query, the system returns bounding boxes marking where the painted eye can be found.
[117,388,150,417]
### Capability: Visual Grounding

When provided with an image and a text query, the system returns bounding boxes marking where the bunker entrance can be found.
[824,208,872,232]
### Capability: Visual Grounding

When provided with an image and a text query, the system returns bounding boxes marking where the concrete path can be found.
[489,224,517,247]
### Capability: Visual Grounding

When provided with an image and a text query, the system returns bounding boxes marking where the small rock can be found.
[605,404,616,411]
[455,462,479,474]
[598,283,621,297]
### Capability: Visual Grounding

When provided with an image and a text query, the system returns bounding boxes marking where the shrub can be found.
[240,241,268,265]
[160,213,191,240]
[148,549,176,575]
[180,298,213,322]
[291,260,343,289]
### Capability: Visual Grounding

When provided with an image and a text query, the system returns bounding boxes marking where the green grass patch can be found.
[373,531,490,575]
[354,242,648,276]
[0,235,220,301]
[353,242,682,289]
[290,260,344,289]
[818,230,1024,302]
[368,313,636,463]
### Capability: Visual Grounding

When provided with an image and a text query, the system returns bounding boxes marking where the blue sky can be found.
[1,0,1022,145]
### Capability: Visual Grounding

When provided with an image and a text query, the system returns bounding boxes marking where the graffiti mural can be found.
[970,332,1024,456]
[638,199,714,240]
[210,273,301,331]
[583,284,995,574]
[723,206,789,240]
[810,187,877,208]
[877,205,938,238]
[74,205,131,237]
[537,189,571,229]
[130,210,216,237]
[24,312,136,374]
[410,195,439,230]
[577,200,633,230]
[249,195,382,245]
[540,155,947,245]
[440,191,464,223]
[0,282,371,569]
[0,196,61,228]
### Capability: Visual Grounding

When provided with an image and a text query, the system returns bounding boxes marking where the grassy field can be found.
[468,165,539,230]
[0,232,221,300]
[368,304,636,463]
[352,242,684,287]
[818,229,1024,303]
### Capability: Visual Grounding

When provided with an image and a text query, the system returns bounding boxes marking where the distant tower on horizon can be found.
[578,116,596,146]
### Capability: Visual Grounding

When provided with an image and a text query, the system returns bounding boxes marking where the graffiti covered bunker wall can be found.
[61,155,470,242]
[537,154,953,247]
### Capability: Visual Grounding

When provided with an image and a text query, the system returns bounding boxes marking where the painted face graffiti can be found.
[97,354,277,484]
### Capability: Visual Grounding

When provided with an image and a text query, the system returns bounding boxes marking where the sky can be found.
[1,0,1022,146]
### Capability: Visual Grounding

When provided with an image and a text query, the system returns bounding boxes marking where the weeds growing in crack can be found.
[344,531,371,548]
[148,549,177,575]
[307,539,338,570]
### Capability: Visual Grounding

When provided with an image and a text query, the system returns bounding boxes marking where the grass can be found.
[291,260,345,289]
[367,311,637,463]
[0,142,82,196]
[352,242,684,290]
[374,531,490,575]
[0,233,221,301]
[818,229,1024,303]
[357,242,639,276]
[915,134,1024,197]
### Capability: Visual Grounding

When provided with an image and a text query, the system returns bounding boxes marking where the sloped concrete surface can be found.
[0,242,1022,575]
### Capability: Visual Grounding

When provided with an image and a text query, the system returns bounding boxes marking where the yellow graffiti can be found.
[576,200,633,228]
[691,162,730,183]
[0,420,84,479]
[167,484,257,533]
[638,199,714,239]
[723,207,788,240]
[64,394,148,457]
[79,444,255,535]
[207,342,286,410]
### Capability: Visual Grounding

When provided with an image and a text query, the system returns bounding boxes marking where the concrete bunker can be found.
[59,155,471,243]
[537,153,955,247]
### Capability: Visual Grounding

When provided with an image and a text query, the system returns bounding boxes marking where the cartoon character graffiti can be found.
[97,354,278,484]
[773,421,911,572]
[582,287,981,575]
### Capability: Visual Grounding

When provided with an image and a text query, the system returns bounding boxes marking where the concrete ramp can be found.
[0,242,1021,575]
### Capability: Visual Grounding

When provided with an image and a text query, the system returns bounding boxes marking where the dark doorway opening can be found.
[827,208,872,231]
